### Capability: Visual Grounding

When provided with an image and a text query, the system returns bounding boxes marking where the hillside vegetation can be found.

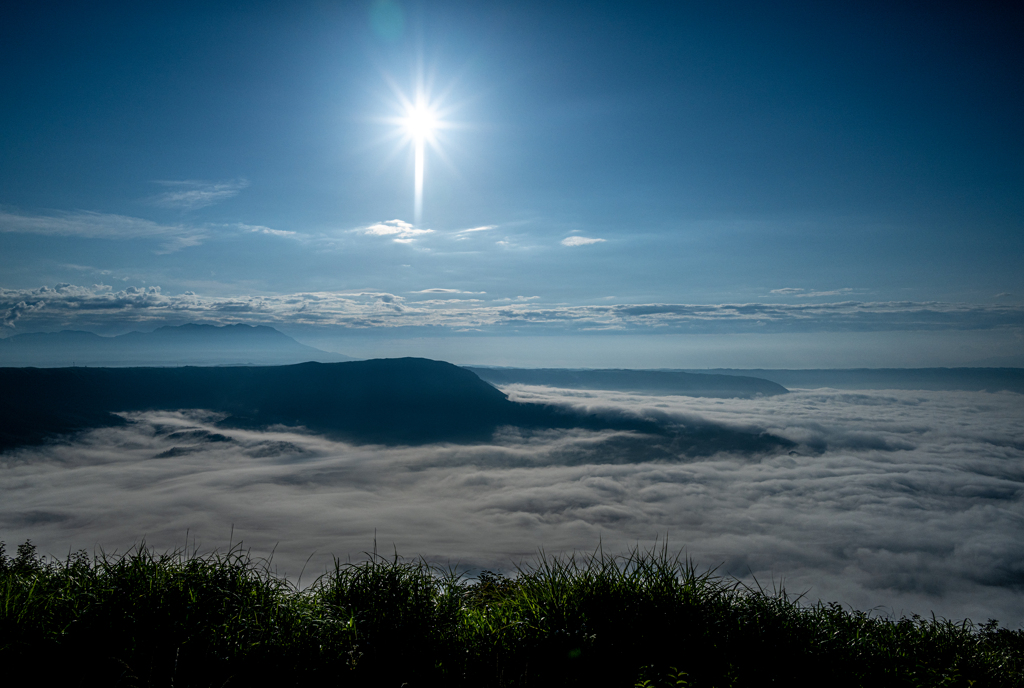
[1,541,1020,687]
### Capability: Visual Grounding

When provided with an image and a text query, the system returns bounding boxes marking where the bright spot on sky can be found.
[401,101,439,144]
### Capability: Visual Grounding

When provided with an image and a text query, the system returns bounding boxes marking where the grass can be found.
[1,539,1021,687]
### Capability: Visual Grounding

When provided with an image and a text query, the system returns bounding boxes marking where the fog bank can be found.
[1,386,1021,626]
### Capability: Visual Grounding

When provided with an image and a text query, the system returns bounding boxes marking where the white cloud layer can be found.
[1,283,1022,335]
[364,219,434,242]
[1,387,1021,626]
[561,236,606,246]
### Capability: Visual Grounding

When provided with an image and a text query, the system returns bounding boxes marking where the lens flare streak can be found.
[402,102,438,224]
[384,79,450,227]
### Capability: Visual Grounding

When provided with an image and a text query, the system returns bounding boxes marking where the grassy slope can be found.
[1,541,1021,687]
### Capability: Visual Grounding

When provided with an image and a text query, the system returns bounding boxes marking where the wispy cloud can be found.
[0,208,205,252]
[234,222,298,238]
[770,287,855,298]
[411,288,486,294]
[561,236,606,247]
[62,264,112,275]
[0,209,297,252]
[364,219,434,243]
[150,179,249,209]
[454,227,497,240]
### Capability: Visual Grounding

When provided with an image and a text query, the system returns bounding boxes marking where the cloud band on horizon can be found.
[0,284,1021,336]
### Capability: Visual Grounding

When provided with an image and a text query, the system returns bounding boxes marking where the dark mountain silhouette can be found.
[0,358,793,455]
[0,324,351,367]
[684,368,1024,393]
[467,367,788,398]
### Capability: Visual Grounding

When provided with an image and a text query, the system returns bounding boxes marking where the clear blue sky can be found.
[1,1,1021,366]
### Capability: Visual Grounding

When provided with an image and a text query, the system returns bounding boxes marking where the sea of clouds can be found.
[1,385,1021,626]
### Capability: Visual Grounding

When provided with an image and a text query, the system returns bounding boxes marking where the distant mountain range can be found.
[467,367,788,398]
[468,366,1024,394]
[0,324,351,367]
[0,358,793,454]
[682,368,1024,393]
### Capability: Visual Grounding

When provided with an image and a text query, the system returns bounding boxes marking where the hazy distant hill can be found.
[685,368,1024,393]
[0,323,351,367]
[467,367,788,398]
[0,358,793,454]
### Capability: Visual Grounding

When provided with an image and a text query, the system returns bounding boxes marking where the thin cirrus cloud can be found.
[453,225,497,239]
[770,288,855,298]
[0,209,299,252]
[149,179,249,209]
[234,222,298,238]
[1,387,1021,625]
[561,236,606,247]
[0,208,204,253]
[364,219,434,243]
[411,288,487,294]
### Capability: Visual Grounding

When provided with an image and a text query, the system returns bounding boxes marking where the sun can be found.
[401,101,439,144]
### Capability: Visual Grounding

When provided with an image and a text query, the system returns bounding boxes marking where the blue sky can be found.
[1,1,1021,366]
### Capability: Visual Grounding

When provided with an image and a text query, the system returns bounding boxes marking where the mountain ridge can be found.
[0,358,794,455]
[681,368,1024,392]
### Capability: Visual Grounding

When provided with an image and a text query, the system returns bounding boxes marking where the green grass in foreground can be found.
[1,541,1021,687]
